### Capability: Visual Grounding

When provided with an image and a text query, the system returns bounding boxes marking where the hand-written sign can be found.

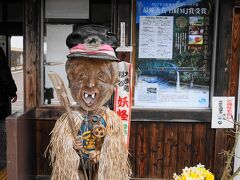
[114,62,132,147]
[211,97,235,128]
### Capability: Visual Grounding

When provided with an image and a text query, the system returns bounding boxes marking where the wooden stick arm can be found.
[48,71,88,180]
[48,71,77,137]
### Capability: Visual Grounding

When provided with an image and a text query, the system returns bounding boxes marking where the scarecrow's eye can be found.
[78,72,86,81]
[97,71,107,82]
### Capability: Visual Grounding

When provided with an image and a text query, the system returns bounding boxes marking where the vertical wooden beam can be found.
[116,0,132,62]
[229,7,240,97]
[214,0,235,179]
[24,0,41,110]
[131,0,136,105]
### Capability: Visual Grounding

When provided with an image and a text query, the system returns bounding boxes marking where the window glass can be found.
[42,0,113,105]
[43,24,74,104]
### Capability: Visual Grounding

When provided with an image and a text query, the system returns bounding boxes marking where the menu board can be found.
[134,0,214,108]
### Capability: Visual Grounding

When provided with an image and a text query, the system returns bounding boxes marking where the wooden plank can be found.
[191,123,207,165]
[6,115,18,180]
[135,122,149,178]
[131,0,137,105]
[214,0,236,179]
[36,120,55,175]
[148,123,164,178]
[205,123,215,171]
[36,106,65,119]
[116,0,132,63]
[129,122,137,177]
[24,0,41,110]
[214,129,228,178]
[229,8,240,97]
[176,123,192,174]
[131,109,212,122]
[6,109,36,180]
[163,123,178,178]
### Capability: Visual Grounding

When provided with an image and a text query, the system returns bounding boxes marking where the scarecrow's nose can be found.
[87,78,95,88]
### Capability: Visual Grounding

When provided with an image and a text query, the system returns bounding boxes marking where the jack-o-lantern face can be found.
[66,57,118,112]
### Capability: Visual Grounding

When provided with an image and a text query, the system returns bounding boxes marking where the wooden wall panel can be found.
[214,0,238,179]
[163,124,178,178]
[36,120,55,175]
[230,5,240,97]
[6,109,36,180]
[35,107,65,175]
[135,123,149,177]
[149,123,164,178]
[191,124,207,165]
[129,122,137,177]
[176,123,192,174]
[5,107,221,179]
[129,122,215,179]
[205,123,215,171]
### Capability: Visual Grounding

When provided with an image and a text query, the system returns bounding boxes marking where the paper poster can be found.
[135,0,214,108]
[135,83,158,104]
[114,62,132,147]
[135,78,209,108]
[139,16,173,59]
[211,97,235,128]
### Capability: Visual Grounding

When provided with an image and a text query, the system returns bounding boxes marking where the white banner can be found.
[211,96,235,128]
[114,62,132,147]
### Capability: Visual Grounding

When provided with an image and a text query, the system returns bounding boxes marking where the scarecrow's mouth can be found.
[82,91,97,106]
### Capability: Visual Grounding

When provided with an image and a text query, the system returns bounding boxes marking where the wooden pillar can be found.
[24,0,41,110]
[214,0,236,178]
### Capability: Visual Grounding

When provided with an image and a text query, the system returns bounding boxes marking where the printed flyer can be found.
[135,0,214,108]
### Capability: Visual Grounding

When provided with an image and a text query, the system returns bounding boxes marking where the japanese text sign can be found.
[211,96,235,128]
[114,61,132,147]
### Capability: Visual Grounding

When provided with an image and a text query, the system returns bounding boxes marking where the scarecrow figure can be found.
[46,25,131,180]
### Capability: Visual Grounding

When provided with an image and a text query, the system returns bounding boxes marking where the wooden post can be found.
[213,0,236,179]
[24,0,41,110]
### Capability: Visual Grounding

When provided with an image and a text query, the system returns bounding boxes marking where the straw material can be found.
[46,108,131,180]
[45,111,83,180]
[98,108,131,180]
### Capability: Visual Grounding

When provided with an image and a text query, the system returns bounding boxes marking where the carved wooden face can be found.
[66,58,118,112]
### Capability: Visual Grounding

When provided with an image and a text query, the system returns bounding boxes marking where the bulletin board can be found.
[134,0,215,108]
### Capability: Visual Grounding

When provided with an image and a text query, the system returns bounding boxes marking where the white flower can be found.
[197,163,205,168]
[182,167,190,175]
